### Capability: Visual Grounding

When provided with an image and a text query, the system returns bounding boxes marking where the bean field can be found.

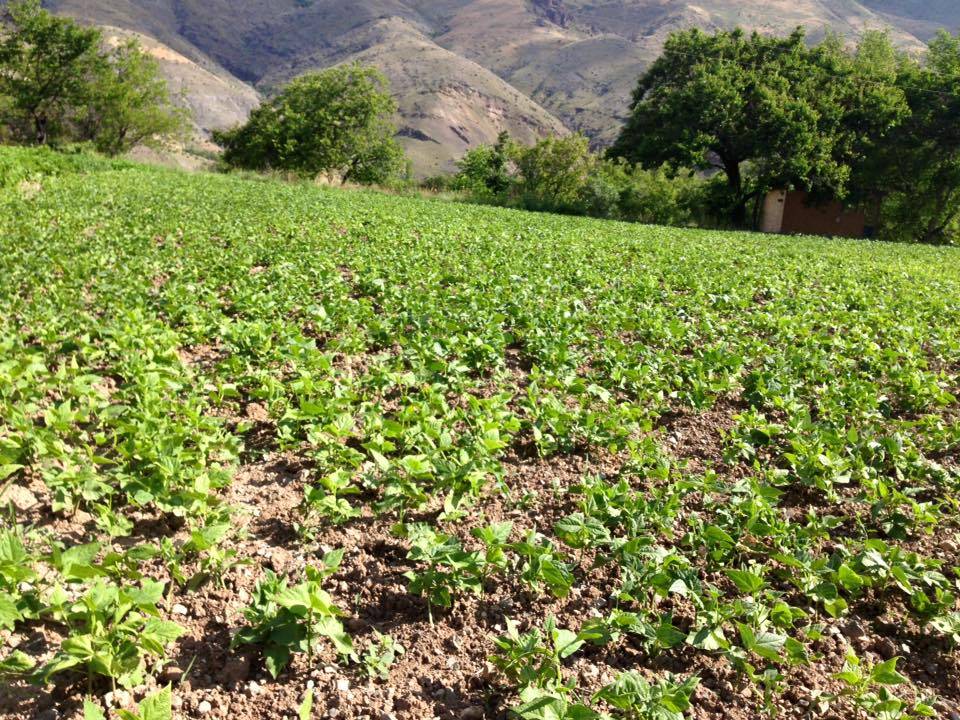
[1,150,959,720]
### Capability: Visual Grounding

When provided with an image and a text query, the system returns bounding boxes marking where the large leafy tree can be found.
[0,0,186,152]
[0,0,100,145]
[855,32,960,244]
[609,28,905,227]
[213,64,406,184]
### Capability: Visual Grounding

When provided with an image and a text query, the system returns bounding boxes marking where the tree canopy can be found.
[852,32,960,244]
[609,28,906,226]
[82,38,188,156]
[213,64,406,184]
[0,0,186,153]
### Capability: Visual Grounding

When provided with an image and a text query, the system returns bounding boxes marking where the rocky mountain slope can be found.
[42,0,960,174]
[99,27,260,148]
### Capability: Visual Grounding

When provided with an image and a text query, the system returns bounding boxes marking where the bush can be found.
[453,132,514,201]
[420,174,456,193]
[0,145,133,188]
[616,164,705,226]
[450,133,716,229]
[578,164,622,219]
[214,64,406,185]
[513,134,594,214]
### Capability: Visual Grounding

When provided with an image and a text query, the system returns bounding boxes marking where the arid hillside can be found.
[43,0,960,172]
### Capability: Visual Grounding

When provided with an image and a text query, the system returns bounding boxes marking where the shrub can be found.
[214,64,406,185]
[0,145,133,188]
[512,134,594,214]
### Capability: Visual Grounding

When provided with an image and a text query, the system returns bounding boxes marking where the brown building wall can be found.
[779,190,865,238]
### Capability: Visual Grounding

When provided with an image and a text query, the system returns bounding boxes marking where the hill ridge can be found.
[41,0,960,173]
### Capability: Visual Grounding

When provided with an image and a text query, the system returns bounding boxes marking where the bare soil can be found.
[2,399,958,720]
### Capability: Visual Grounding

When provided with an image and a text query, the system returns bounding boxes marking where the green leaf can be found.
[369,450,391,472]
[0,530,28,565]
[703,525,735,549]
[553,628,584,659]
[138,686,172,720]
[724,568,765,594]
[0,465,24,481]
[688,626,726,651]
[870,658,907,686]
[320,548,345,575]
[127,579,165,606]
[0,650,35,676]
[264,645,291,679]
[275,583,312,612]
[398,454,433,477]
[738,623,785,663]
[836,563,865,593]
[57,542,103,580]
[143,619,185,644]
[783,636,808,664]
[83,700,107,720]
[890,566,914,594]
[316,615,354,657]
[0,592,23,631]
[512,688,600,720]
[187,523,230,552]
[299,688,314,720]
[835,670,862,685]
[655,618,686,648]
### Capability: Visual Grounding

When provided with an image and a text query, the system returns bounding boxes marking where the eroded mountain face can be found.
[43,0,960,173]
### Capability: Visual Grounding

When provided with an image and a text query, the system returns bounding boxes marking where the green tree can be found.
[513,134,594,213]
[214,64,405,184]
[0,1,186,153]
[855,32,960,244]
[610,28,905,227]
[0,0,101,145]
[454,130,515,199]
[80,38,188,155]
[614,162,706,226]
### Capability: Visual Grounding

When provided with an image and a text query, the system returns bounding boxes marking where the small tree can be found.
[0,0,187,153]
[80,39,188,156]
[0,0,101,145]
[454,131,515,199]
[214,64,406,183]
[513,134,594,213]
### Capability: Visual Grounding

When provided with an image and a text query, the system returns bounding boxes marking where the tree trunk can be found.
[723,157,748,228]
[33,113,48,146]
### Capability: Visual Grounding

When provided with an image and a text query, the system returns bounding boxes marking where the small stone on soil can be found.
[874,637,897,659]
[0,485,37,511]
[840,620,866,639]
[161,665,184,683]
[219,655,251,685]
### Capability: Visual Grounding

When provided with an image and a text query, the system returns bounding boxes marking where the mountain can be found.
[42,0,960,175]
[99,27,260,148]
[860,1,960,40]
